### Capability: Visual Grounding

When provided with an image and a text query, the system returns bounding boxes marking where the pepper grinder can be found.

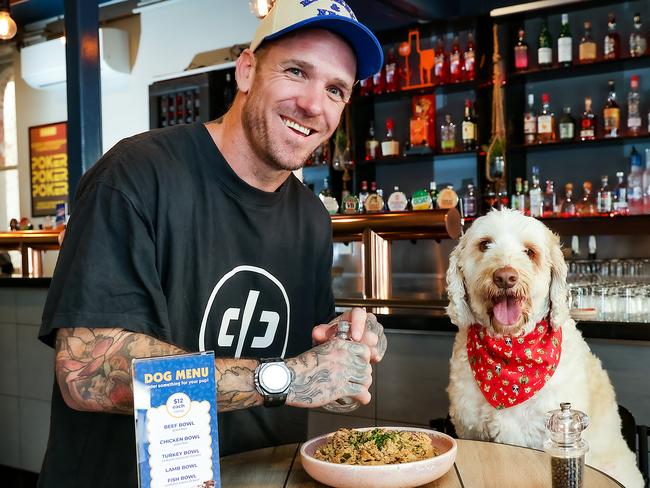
[544,402,590,488]
[321,321,360,413]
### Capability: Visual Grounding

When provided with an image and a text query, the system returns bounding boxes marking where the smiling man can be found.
[38,1,387,487]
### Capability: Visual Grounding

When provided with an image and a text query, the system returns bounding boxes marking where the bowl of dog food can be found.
[300,426,457,488]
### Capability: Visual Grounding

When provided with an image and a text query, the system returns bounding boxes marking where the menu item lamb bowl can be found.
[300,426,457,488]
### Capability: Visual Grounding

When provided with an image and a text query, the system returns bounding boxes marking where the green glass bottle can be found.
[538,19,553,68]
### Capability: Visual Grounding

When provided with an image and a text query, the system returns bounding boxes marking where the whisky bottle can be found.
[365,122,380,160]
[462,184,478,217]
[538,19,553,68]
[523,94,537,145]
[514,28,529,71]
[558,106,575,141]
[604,14,620,60]
[441,114,457,152]
[576,181,596,216]
[612,171,628,215]
[579,96,596,141]
[630,13,647,57]
[462,100,477,151]
[381,118,400,157]
[537,93,556,144]
[579,21,597,63]
[559,183,577,218]
[596,175,613,215]
[603,80,620,138]
[557,14,573,67]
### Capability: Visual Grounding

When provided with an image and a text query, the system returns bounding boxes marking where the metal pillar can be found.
[64,0,102,206]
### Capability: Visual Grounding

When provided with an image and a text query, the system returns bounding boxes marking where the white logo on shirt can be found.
[198,266,290,358]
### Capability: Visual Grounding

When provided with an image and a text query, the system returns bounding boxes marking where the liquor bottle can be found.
[358,180,369,209]
[523,94,537,145]
[627,75,642,136]
[628,146,644,214]
[358,76,373,97]
[464,32,476,81]
[511,177,526,212]
[604,14,620,60]
[537,93,556,144]
[529,167,543,217]
[576,181,596,216]
[385,48,399,93]
[437,185,459,209]
[613,171,628,215]
[434,37,448,84]
[381,118,400,157]
[429,181,439,208]
[319,177,332,201]
[579,21,597,63]
[630,13,647,57]
[462,183,478,217]
[603,80,620,138]
[372,61,385,95]
[514,28,529,71]
[558,13,573,67]
[579,96,596,141]
[559,106,575,141]
[596,175,613,215]
[441,114,457,152]
[387,186,408,211]
[643,149,650,213]
[559,183,577,218]
[462,100,477,151]
[365,122,380,160]
[522,180,531,215]
[483,182,497,211]
[538,19,553,68]
[449,36,462,83]
[496,181,510,210]
[411,188,433,210]
[543,180,557,217]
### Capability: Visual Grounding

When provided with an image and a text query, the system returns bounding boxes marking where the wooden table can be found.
[219,439,623,487]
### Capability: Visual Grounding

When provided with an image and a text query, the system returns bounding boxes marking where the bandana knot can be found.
[466,318,562,410]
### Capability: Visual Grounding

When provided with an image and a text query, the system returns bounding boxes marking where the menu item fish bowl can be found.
[314,428,437,465]
[300,426,457,488]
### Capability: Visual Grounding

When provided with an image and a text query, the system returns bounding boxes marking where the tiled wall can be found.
[0,287,53,473]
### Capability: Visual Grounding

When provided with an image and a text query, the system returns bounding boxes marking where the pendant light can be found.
[0,0,17,41]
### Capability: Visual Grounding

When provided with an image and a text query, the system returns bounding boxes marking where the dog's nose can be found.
[493,266,519,289]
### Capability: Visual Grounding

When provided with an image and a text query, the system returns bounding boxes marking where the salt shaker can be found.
[321,321,360,413]
[544,402,590,488]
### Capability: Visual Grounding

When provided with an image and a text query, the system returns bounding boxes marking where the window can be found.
[1,74,19,271]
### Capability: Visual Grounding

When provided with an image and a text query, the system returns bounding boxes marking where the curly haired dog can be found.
[446,209,643,488]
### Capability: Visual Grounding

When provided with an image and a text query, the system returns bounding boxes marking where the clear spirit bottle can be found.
[629,13,647,57]
[440,114,457,152]
[604,13,620,60]
[523,94,537,145]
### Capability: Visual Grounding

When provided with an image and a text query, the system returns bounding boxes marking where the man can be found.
[37,0,387,487]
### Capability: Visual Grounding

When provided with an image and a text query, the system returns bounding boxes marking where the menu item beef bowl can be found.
[300,427,457,488]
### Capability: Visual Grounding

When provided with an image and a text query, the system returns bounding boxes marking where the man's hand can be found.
[285,338,371,408]
[311,308,387,363]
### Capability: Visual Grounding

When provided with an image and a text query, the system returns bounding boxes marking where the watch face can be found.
[260,363,291,394]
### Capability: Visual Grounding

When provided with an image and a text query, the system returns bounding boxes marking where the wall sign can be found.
[28,121,68,217]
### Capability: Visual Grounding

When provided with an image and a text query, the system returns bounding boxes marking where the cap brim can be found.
[263,16,383,81]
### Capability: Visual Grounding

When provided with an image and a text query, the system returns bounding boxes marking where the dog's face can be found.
[446,209,570,336]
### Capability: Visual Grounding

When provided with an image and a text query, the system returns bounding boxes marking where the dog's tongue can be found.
[493,296,521,325]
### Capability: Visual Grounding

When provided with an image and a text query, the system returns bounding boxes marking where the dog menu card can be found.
[133,352,220,488]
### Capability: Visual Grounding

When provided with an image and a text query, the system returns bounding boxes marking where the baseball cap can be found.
[249,0,383,80]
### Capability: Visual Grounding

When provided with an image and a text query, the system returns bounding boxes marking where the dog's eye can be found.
[525,247,535,259]
[479,240,491,252]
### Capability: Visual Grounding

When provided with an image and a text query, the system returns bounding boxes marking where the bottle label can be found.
[538,47,552,65]
[603,108,620,135]
[524,114,537,135]
[387,192,408,211]
[462,121,475,140]
[381,140,400,157]
[411,190,433,210]
[435,55,445,78]
[580,127,594,139]
[597,193,612,213]
[450,53,461,75]
[385,63,396,85]
[364,194,385,213]
[579,42,596,61]
[558,37,572,63]
[462,197,476,217]
[537,115,553,134]
[559,122,574,140]
[530,191,542,217]
[628,116,642,130]
[341,195,360,214]
[464,51,475,73]
[604,37,615,57]
[365,140,379,159]
[437,188,459,209]
[514,46,528,69]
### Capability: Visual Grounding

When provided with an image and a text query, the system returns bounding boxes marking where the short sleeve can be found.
[39,181,171,347]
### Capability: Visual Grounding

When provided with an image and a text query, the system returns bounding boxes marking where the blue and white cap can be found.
[249,0,383,80]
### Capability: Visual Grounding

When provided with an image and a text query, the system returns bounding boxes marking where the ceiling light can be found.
[0,0,16,41]
[249,0,275,19]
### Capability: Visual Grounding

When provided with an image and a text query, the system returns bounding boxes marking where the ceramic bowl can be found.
[300,426,457,488]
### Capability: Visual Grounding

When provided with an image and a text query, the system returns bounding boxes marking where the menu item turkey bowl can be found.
[300,427,457,488]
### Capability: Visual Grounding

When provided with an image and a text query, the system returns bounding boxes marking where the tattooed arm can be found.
[55,328,264,415]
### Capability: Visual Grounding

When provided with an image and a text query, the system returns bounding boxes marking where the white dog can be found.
[446,209,643,488]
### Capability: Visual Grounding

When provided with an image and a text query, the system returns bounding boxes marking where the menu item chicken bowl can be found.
[300,427,457,488]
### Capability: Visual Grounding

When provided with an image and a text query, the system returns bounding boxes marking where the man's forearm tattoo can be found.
[214,360,262,412]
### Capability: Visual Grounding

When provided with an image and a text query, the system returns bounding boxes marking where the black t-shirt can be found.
[38,123,335,488]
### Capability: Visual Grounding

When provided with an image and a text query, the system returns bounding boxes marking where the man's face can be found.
[242,29,356,172]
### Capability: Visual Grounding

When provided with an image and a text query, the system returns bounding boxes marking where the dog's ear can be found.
[446,239,475,327]
[548,230,571,330]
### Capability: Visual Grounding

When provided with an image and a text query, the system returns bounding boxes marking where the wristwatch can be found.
[254,358,292,407]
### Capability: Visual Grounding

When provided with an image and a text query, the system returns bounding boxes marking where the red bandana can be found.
[466,318,562,410]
